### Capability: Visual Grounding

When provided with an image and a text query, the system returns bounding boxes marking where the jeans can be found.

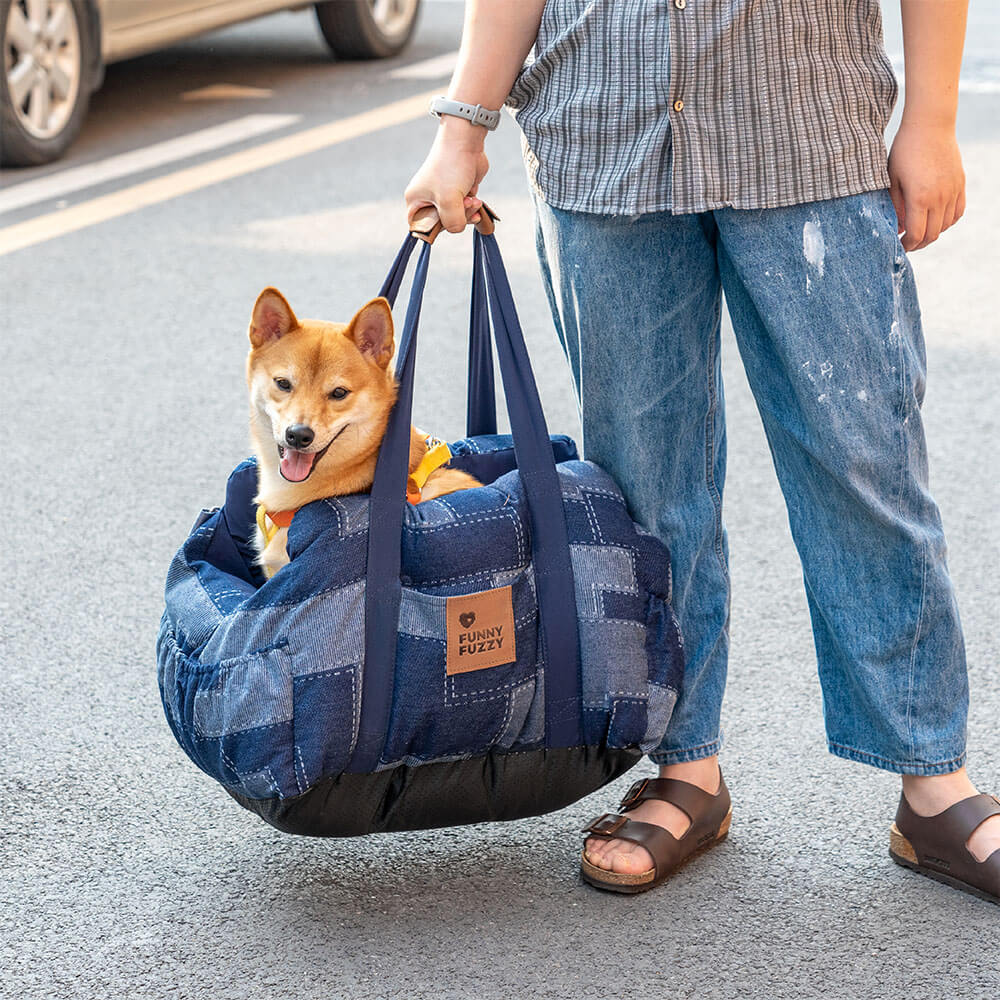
[533,189,969,776]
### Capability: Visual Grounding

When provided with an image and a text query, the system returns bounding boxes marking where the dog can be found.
[247,287,480,578]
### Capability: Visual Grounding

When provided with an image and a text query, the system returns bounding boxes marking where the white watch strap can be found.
[429,96,501,131]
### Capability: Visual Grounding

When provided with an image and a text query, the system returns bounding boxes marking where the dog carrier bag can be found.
[157,223,684,837]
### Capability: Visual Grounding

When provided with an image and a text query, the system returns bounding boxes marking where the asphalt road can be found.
[2,3,998,998]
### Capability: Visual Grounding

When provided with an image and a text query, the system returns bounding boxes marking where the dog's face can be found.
[247,287,396,493]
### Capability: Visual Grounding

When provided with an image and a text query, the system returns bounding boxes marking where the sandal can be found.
[580,773,732,894]
[890,792,1000,904]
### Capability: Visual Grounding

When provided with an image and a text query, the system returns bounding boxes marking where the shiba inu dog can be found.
[247,287,479,578]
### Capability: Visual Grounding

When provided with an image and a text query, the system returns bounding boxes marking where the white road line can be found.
[389,50,459,80]
[0,90,439,256]
[0,113,301,216]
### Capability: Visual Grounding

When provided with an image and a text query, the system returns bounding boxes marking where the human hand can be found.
[888,120,966,251]
[405,118,489,234]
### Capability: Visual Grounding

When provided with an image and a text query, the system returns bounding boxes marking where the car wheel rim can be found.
[4,0,81,141]
[368,0,418,40]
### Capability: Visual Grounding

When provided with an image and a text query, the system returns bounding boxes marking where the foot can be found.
[902,768,1000,863]
[584,756,721,875]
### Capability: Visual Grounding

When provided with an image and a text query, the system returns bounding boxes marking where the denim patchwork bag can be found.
[157,228,684,837]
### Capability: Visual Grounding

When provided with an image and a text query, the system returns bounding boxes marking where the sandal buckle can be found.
[619,777,649,811]
[583,813,627,837]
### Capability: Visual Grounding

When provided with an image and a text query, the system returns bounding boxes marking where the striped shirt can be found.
[505,0,899,215]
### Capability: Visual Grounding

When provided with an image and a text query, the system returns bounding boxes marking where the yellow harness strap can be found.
[255,504,286,549]
[407,433,453,504]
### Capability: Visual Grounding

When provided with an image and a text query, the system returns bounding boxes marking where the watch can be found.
[429,96,501,131]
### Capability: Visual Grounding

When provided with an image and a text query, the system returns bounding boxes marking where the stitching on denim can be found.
[587,495,605,543]
[447,675,532,701]
[702,291,730,587]
[319,498,345,535]
[905,544,929,764]
[828,741,966,770]
[654,737,722,756]
[349,665,359,760]
[648,742,723,765]
[567,495,600,543]
[219,748,282,800]
[211,587,247,599]
[891,255,909,520]
[595,618,647,630]
[293,666,358,765]
[193,718,291,739]
[434,495,461,518]
[577,483,627,504]
[293,745,306,794]
[293,665,356,682]
[408,512,516,535]
[494,683,518,744]
[607,699,622,740]
[510,505,526,563]
[411,561,528,588]
[515,609,535,630]
[191,564,235,619]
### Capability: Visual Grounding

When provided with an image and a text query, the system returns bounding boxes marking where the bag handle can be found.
[466,231,497,436]
[381,209,497,437]
[347,223,581,773]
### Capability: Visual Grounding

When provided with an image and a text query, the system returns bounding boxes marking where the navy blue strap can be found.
[479,234,582,748]
[466,232,497,436]
[348,234,581,772]
[378,234,418,307]
[351,241,430,773]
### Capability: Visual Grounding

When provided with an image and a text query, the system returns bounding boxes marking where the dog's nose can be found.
[285,424,315,449]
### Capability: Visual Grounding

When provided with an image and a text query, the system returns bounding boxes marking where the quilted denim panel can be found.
[381,570,539,764]
[293,666,358,791]
[193,645,294,739]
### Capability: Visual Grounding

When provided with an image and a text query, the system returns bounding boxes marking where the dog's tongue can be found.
[280,449,315,483]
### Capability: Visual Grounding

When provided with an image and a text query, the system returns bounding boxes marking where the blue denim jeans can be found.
[533,189,969,776]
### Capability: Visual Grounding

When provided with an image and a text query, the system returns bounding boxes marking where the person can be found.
[405,0,998,902]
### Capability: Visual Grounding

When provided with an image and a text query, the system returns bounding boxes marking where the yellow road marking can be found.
[182,84,275,101]
[0,88,439,257]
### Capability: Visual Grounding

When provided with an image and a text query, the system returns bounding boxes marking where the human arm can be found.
[404,0,546,233]
[888,0,969,250]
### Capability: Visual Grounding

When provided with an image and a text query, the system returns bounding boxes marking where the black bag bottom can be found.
[227,745,643,837]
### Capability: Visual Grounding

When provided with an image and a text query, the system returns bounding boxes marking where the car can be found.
[1,0,421,167]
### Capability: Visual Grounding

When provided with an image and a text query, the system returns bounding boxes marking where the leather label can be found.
[446,585,516,675]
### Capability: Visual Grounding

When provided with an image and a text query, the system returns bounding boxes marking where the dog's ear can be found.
[249,288,299,348]
[346,298,394,369]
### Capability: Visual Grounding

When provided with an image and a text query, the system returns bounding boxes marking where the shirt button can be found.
[674,0,686,8]
[673,99,685,112]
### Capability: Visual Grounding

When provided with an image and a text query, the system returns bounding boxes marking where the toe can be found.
[610,842,654,875]
[584,836,610,865]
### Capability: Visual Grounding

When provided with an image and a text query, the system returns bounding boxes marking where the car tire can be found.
[1,0,92,167]
[314,0,420,60]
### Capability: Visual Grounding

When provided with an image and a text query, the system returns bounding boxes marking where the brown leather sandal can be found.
[580,774,732,894]
[890,792,1000,904]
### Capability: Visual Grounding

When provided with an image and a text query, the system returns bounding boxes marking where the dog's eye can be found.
[329,387,350,400]
[274,377,292,392]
